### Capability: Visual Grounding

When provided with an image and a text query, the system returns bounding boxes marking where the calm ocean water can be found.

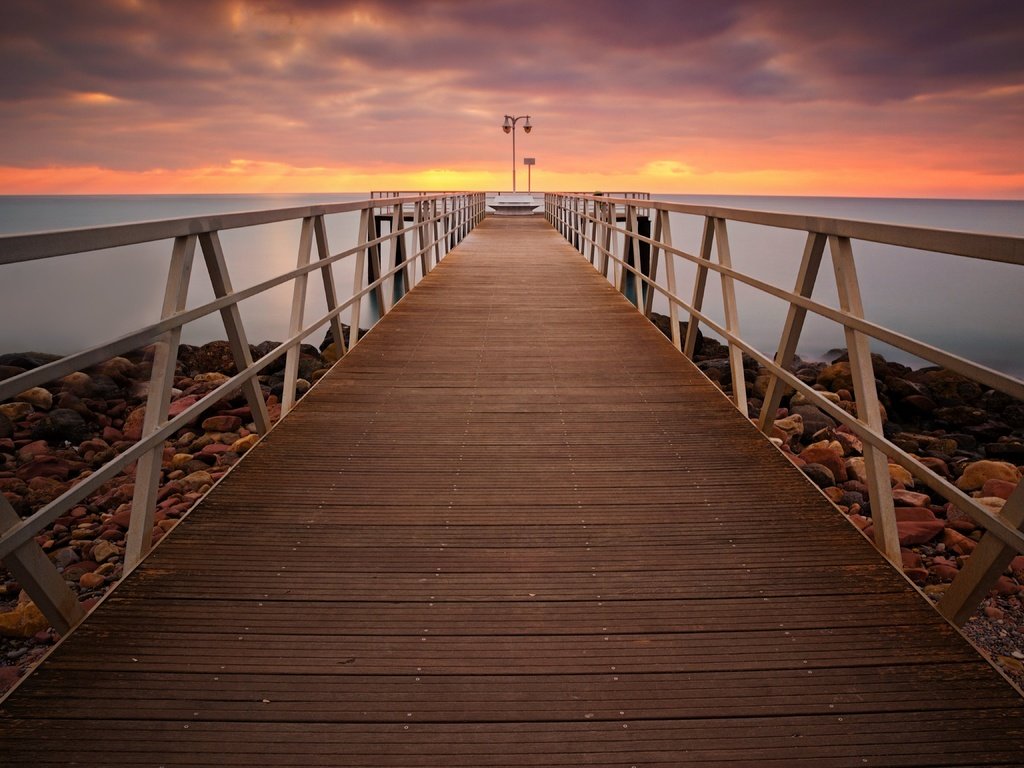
[0,193,1021,378]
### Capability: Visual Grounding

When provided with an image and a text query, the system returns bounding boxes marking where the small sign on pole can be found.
[523,157,536,192]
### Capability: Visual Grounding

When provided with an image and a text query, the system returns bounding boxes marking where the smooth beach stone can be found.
[888,464,915,487]
[59,372,94,397]
[121,406,147,441]
[798,445,847,482]
[201,415,242,433]
[14,387,53,411]
[955,459,1021,491]
[801,462,835,488]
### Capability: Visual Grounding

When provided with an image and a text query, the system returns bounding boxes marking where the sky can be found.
[1,0,1022,197]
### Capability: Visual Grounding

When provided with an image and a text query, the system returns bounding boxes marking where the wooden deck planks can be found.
[2,215,1023,766]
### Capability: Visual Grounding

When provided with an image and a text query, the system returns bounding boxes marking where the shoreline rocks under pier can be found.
[0,338,337,692]
[650,313,1024,686]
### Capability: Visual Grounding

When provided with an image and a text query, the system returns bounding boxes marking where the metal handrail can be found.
[0,192,486,633]
[546,192,1024,625]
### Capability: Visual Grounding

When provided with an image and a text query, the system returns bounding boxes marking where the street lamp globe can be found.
[500,114,533,193]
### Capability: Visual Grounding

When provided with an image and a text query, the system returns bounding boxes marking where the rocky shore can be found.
[1,319,1022,695]
[0,338,337,693]
[651,313,1024,686]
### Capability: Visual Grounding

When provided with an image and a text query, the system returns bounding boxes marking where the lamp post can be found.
[501,114,531,192]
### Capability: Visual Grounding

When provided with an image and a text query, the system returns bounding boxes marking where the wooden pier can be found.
[2,216,1023,766]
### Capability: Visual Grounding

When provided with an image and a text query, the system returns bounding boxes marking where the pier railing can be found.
[0,192,484,633]
[546,192,1024,624]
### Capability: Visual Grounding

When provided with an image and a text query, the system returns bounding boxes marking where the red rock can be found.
[16,439,50,462]
[901,549,923,569]
[121,406,147,441]
[1010,556,1024,579]
[79,572,105,590]
[984,605,1005,620]
[799,445,847,482]
[167,395,202,418]
[895,519,945,546]
[918,457,950,477]
[200,443,231,456]
[201,415,243,433]
[893,507,937,523]
[823,487,845,504]
[929,563,960,580]
[905,567,929,585]
[101,426,124,442]
[16,456,73,482]
[162,502,191,518]
[892,490,931,507]
[833,431,862,456]
[943,528,977,556]
[847,514,871,529]
[992,576,1020,597]
[157,481,182,501]
[981,478,1018,500]
[945,504,978,533]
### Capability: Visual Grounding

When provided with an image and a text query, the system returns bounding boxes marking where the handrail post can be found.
[830,235,901,566]
[656,210,679,347]
[573,197,582,252]
[391,202,410,302]
[620,205,639,302]
[313,214,347,359]
[1,494,85,634]
[125,234,197,568]
[599,201,613,279]
[431,199,442,267]
[415,201,429,277]
[643,213,661,319]
[587,198,598,265]
[348,207,372,347]
[282,217,315,415]
[714,219,748,414]
[197,231,272,434]
[683,216,715,358]
[757,232,827,432]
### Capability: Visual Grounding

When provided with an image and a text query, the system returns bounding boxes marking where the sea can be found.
[0,193,1021,379]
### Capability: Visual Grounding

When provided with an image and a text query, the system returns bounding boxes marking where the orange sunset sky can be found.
[2,0,1022,197]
